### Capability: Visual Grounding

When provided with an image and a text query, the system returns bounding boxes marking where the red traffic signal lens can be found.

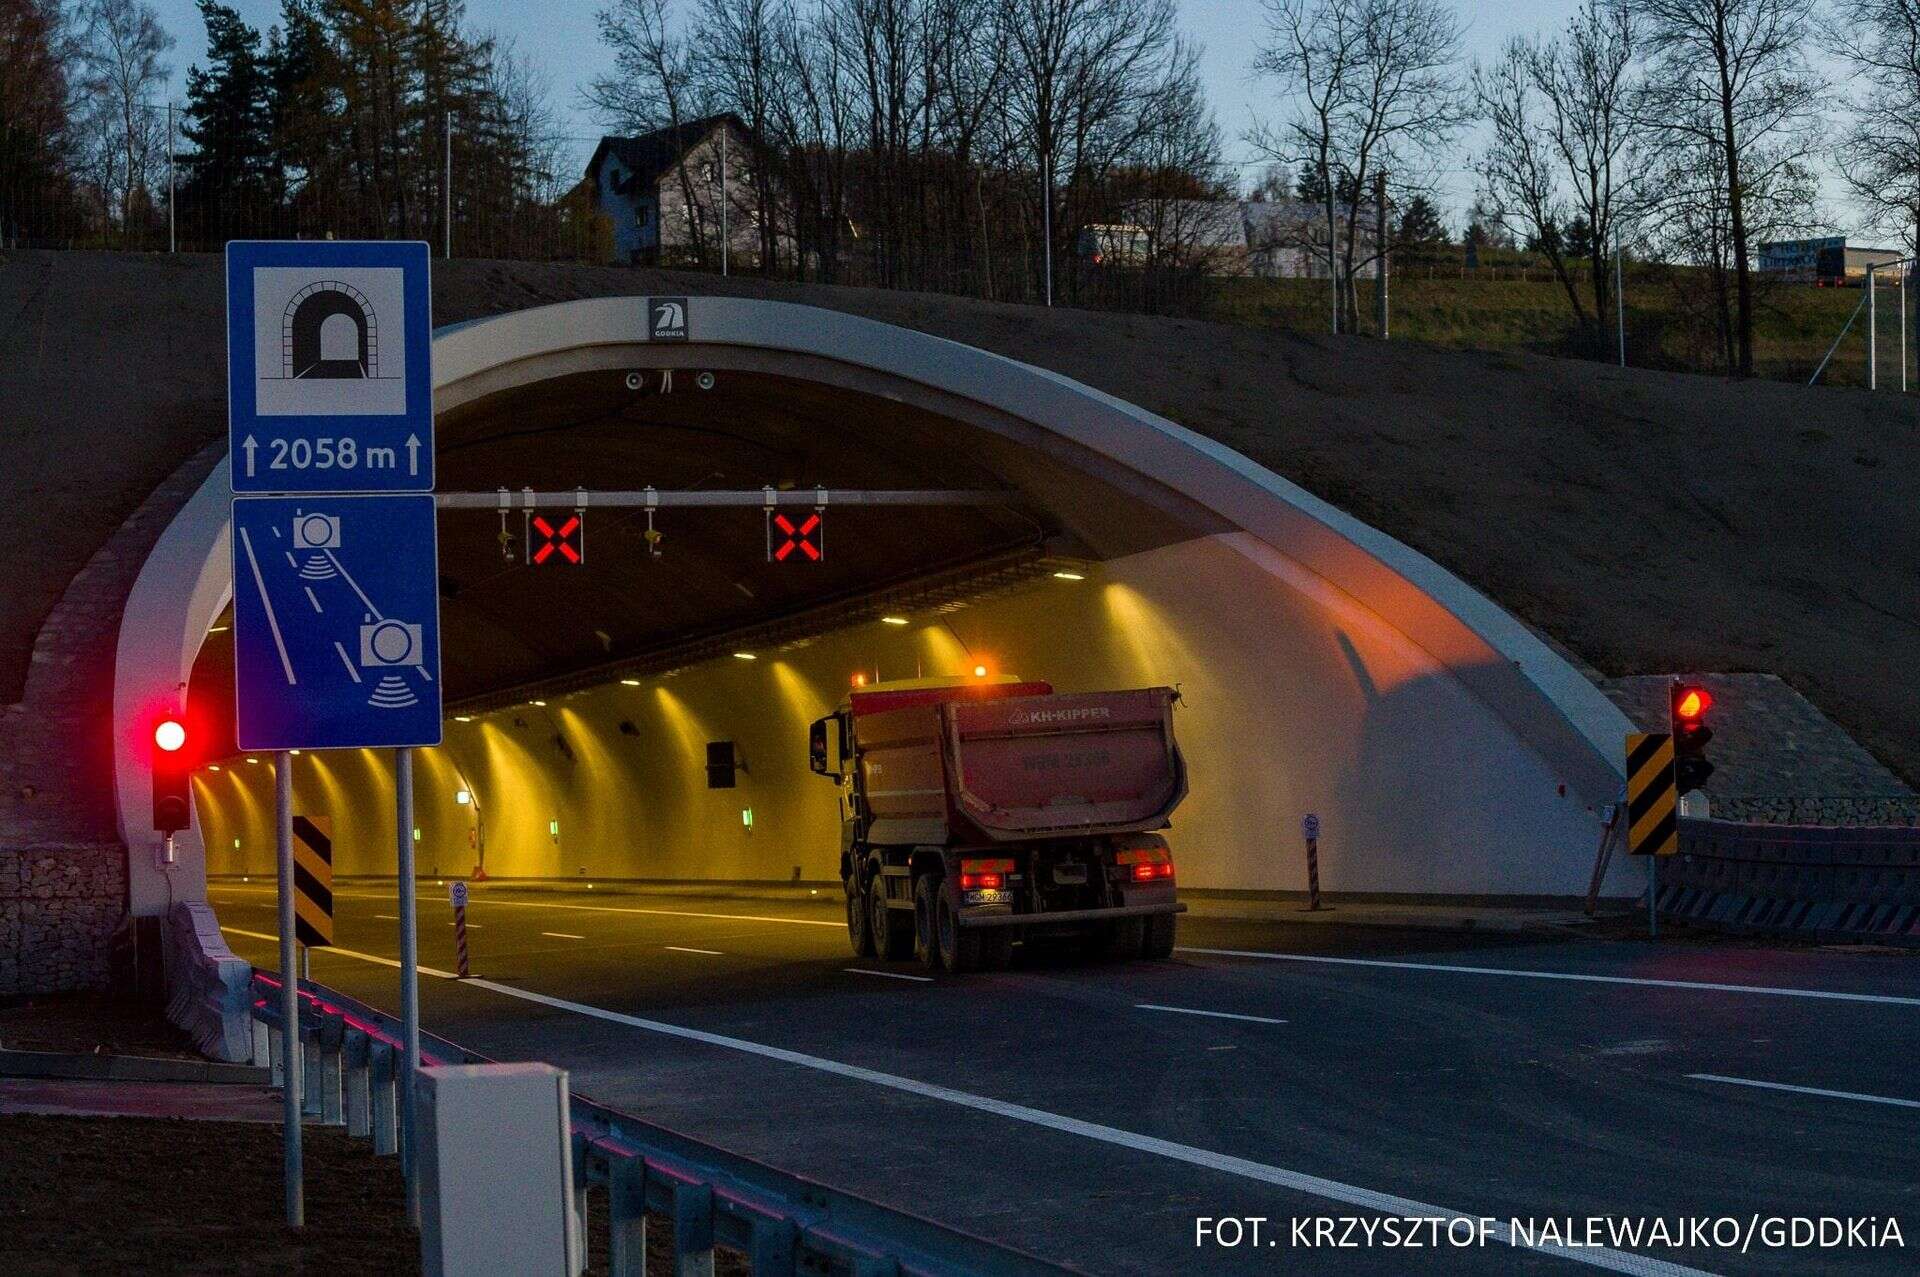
[153,719,187,753]
[1674,688,1710,721]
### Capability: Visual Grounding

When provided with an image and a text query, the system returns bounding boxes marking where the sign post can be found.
[451,880,471,978]
[228,240,438,1229]
[1302,813,1322,912]
[275,752,301,1226]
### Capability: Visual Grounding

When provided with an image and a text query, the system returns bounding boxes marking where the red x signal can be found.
[773,513,822,562]
[531,514,583,565]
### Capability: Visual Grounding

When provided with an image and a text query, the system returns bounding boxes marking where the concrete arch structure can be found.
[114,295,1640,917]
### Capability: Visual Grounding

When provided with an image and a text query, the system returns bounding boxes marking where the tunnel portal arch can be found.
[284,281,377,379]
[115,295,1639,914]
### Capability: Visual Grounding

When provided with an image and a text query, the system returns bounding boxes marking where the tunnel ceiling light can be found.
[289,749,301,756]
[207,624,230,633]
[620,678,641,686]
[207,764,220,772]
[733,652,757,661]
[531,700,547,707]
[880,616,910,626]
[245,756,259,765]
[1052,571,1085,581]
[454,715,473,723]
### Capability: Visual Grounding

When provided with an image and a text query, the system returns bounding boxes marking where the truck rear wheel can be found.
[846,878,875,957]
[1143,912,1176,959]
[978,929,1014,971]
[935,889,985,973]
[870,875,914,960]
[913,874,942,971]
[1101,917,1146,961]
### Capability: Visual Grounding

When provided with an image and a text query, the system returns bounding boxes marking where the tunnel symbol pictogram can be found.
[283,281,379,379]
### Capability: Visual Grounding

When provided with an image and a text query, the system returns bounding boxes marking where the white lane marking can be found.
[449,921,483,928]
[238,527,296,684]
[461,979,1703,1276]
[845,968,932,983]
[374,914,398,920]
[223,927,455,979]
[541,932,586,941]
[1179,946,1920,1008]
[218,921,1709,1276]
[209,885,844,930]
[1688,1073,1920,1109]
[1137,1003,1286,1025]
[665,946,723,956]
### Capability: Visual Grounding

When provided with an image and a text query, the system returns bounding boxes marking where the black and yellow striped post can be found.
[291,815,335,951]
[1626,733,1678,938]
[1625,733,1678,858]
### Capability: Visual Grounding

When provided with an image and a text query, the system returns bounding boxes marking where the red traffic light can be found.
[1674,687,1710,721]
[154,718,187,753]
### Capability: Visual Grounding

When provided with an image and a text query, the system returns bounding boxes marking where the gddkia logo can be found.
[649,297,689,341]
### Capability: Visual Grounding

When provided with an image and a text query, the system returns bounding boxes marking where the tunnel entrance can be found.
[122,294,1637,909]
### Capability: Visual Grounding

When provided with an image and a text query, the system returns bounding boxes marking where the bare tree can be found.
[1,0,78,242]
[1631,0,1822,376]
[73,0,172,246]
[1475,37,1590,328]
[696,0,785,270]
[1250,0,1468,334]
[587,0,719,264]
[1475,1,1648,352]
[1831,0,1920,259]
[1000,0,1184,304]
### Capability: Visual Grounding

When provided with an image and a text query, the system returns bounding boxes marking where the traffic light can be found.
[151,716,192,834]
[1669,680,1714,796]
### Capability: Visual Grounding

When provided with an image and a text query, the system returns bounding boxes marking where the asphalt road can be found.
[208,883,1919,1275]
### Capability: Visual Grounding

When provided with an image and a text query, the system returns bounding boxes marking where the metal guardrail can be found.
[248,972,1070,1276]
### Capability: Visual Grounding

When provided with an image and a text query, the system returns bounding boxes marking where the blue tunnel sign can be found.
[227,240,434,493]
[231,494,443,751]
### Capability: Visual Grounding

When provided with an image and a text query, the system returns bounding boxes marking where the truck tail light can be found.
[959,856,1013,891]
[1113,842,1169,866]
[1131,861,1174,882]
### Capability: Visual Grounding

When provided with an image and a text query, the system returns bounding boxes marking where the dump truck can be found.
[808,675,1188,972]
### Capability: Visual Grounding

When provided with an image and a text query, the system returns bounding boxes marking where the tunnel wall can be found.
[196,534,1638,898]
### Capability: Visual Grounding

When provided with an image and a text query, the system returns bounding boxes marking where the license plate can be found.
[965,889,1009,905]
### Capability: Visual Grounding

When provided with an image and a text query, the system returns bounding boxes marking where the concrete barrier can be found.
[1663,818,1920,944]
[162,901,254,1062]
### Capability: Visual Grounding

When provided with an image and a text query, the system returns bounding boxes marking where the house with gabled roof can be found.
[585,113,777,267]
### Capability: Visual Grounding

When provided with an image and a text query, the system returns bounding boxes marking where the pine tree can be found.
[1395,194,1447,247]
[181,0,274,234]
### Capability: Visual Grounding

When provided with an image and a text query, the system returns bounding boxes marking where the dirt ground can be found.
[0,994,203,1060]
[0,1112,746,1275]
[3,250,1914,786]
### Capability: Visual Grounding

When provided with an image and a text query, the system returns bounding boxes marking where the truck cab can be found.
[809,674,1186,972]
